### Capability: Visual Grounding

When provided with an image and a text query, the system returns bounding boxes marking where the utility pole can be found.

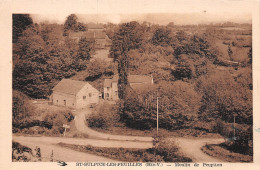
[157,97,159,136]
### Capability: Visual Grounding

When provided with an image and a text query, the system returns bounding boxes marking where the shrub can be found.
[154,137,192,162]
[12,90,33,125]
[212,119,253,155]
[88,102,120,129]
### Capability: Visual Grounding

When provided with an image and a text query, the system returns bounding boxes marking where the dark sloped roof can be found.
[87,22,104,29]
[53,79,88,95]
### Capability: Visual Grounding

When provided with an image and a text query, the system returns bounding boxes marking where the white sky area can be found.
[12,0,254,25]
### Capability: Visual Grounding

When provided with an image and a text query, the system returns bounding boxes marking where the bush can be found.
[12,90,33,125]
[88,102,120,129]
[154,137,192,162]
[43,110,74,127]
[212,119,253,155]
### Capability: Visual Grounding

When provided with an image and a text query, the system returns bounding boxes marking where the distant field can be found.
[220,27,246,31]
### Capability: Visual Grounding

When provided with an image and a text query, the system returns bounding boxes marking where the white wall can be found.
[52,91,76,108]
[76,83,100,108]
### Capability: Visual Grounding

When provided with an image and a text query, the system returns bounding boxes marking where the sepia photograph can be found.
[1,0,259,168]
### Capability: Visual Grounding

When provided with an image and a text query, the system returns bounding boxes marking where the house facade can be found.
[103,75,154,100]
[50,79,100,109]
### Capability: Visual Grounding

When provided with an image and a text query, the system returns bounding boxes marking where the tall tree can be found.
[77,37,94,60]
[12,14,33,43]
[63,14,78,36]
[13,24,88,98]
[110,21,144,99]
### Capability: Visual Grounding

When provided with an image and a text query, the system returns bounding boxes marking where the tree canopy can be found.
[13,14,33,43]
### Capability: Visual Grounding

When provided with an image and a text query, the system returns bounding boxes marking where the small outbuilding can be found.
[103,75,154,101]
[50,79,100,109]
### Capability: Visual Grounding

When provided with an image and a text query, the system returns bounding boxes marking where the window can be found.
[89,93,92,97]
[107,87,110,91]
[83,96,86,100]
[57,100,58,103]
[106,93,109,97]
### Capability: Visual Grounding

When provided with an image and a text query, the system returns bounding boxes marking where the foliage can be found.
[152,27,173,47]
[88,102,120,129]
[197,70,252,124]
[12,90,32,125]
[12,142,33,162]
[77,37,94,60]
[154,137,192,162]
[110,21,145,99]
[63,14,87,36]
[59,142,192,162]
[43,110,74,127]
[13,24,91,98]
[212,119,252,156]
[119,81,201,130]
[12,14,33,43]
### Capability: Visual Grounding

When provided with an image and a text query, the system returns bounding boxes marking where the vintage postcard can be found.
[0,0,259,169]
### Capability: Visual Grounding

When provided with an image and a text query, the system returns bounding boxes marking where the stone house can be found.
[103,75,154,100]
[50,79,100,109]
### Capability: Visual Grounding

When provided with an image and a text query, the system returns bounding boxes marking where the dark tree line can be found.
[13,14,93,98]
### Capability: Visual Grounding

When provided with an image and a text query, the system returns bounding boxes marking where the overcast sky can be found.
[15,0,254,25]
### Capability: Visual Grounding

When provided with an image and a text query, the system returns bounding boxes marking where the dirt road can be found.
[172,137,226,162]
[13,108,226,162]
[13,136,116,162]
[74,108,153,142]
[74,108,226,162]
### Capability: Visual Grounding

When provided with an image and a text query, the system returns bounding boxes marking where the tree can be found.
[197,71,252,124]
[110,21,144,99]
[63,14,78,36]
[13,24,88,98]
[77,37,94,60]
[13,14,33,43]
[152,27,173,47]
[119,81,201,130]
[12,90,32,124]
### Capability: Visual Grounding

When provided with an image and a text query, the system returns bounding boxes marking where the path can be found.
[13,108,226,162]
[74,108,153,142]
[74,107,226,162]
[172,137,225,162]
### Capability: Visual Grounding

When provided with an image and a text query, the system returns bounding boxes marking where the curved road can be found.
[75,108,153,142]
[73,107,226,162]
[13,107,226,162]
[171,137,225,162]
